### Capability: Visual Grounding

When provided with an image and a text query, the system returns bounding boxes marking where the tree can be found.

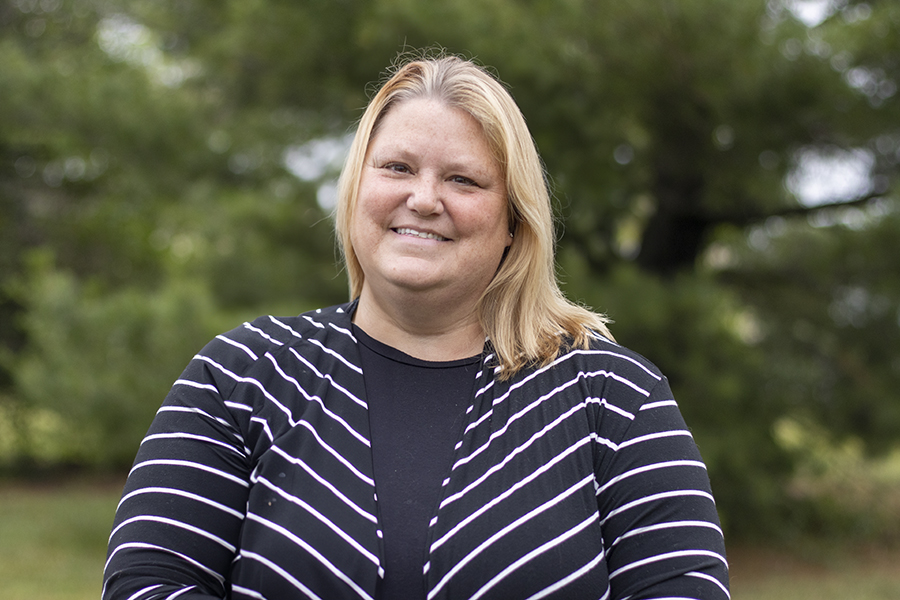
[2,0,898,538]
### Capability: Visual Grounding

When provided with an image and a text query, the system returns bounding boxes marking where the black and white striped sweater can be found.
[104,302,729,600]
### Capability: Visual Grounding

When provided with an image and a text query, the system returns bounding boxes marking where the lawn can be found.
[0,476,122,600]
[1,477,898,600]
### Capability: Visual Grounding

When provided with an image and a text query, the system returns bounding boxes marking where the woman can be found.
[104,54,729,600]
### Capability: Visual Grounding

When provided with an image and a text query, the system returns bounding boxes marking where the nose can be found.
[406,175,444,216]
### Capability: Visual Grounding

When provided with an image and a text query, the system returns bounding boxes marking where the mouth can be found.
[393,227,449,241]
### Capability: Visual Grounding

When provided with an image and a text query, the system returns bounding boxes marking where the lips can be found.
[393,227,449,241]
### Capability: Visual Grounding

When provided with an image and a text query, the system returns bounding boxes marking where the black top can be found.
[104,302,730,600]
[355,325,479,600]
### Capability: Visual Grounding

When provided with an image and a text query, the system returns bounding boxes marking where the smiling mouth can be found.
[393,227,449,241]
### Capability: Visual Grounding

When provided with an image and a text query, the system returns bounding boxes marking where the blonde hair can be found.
[335,52,612,378]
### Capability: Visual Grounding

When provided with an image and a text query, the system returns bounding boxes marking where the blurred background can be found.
[1,0,899,598]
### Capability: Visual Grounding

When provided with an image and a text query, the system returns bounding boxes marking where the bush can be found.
[2,254,235,467]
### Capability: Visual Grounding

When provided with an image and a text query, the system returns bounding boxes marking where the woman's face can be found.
[350,98,511,310]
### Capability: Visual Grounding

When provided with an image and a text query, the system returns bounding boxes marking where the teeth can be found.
[395,228,447,241]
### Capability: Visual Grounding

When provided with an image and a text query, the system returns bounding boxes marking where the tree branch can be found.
[710,190,891,227]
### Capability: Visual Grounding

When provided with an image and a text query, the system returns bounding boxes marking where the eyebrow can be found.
[369,145,499,180]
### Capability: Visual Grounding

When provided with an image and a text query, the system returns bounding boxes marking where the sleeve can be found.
[595,376,730,600]
[102,341,255,600]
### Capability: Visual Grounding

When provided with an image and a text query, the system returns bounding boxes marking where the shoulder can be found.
[557,331,666,393]
[496,332,668,417]
[197,302,358,375]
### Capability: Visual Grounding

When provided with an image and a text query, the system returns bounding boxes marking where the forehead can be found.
[373,99,476,139]
[368,99,503,167]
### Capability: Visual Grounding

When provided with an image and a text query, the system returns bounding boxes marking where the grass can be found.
[728,544,900,599]
[1,477,899,600]
[0,476,122,600]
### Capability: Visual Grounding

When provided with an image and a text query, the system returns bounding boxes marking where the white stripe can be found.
[128,459,249,488]
[687,570,731,597]
[253,475,379,566]
[196,354,372,485]
[598,369,653,396]
[586,396,635,420]
[602,490,715,525]
[293,419,374,486]
[445,402,585,505]
[524,551,609,600]
[455,375,590,470]
[591,432,620,451]
[125,584,163,600]
[225,400,253,412]
[474,378,495,398]
[428,474,594,600]
[244,514,374,600]
[302,314,325,329]
[110,514,236,552]
[194,356,281,405]
[587,329,616,345]
[157,406,238,432]
[504,347,658,407]
[463,365,649,443]
[265,353,369,446]
[105,542,224,584]
[618,429,693,450]
[288,348,367,409]
[469,511,600,600]
[216,335,259,360]
[231,584,268,599]
[566,345,661,380]
[239,551,323,600]
[328,321,357,341]
[116,486,245,520]
[268,315,303,338]
[173,379,219,393]
[269,445,377,523]
[611,520,723,548]
[164,586,198,600]
[641,399,678,410]
[243,322,284,345]
[433,437,591,551]
[156,406,248,451]
[141,432,245,457]
[596,460,707,496]
[609,549,727,580]
[309,337,364,374]
[251,416,274,442]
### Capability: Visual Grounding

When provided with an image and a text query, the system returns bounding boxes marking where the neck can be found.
[353,287,485,361]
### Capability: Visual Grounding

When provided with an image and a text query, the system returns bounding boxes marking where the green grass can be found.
[729,544,900,600]
[0,477,122,600]
[1,477,899,599]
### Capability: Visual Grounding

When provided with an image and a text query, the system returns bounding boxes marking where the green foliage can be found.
[3,253,230,466]
[560,256,793,537]
[722,207,900,450]
[0,480,122,600]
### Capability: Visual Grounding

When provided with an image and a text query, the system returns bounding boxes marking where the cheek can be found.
[355,181,395,226]
[473,202,511,246]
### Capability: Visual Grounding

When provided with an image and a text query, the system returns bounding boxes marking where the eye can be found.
[383,162,412,174]
[450,175,478,187]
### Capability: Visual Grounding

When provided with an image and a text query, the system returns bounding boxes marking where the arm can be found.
[103,349,253,600]
[596,377,729,600]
